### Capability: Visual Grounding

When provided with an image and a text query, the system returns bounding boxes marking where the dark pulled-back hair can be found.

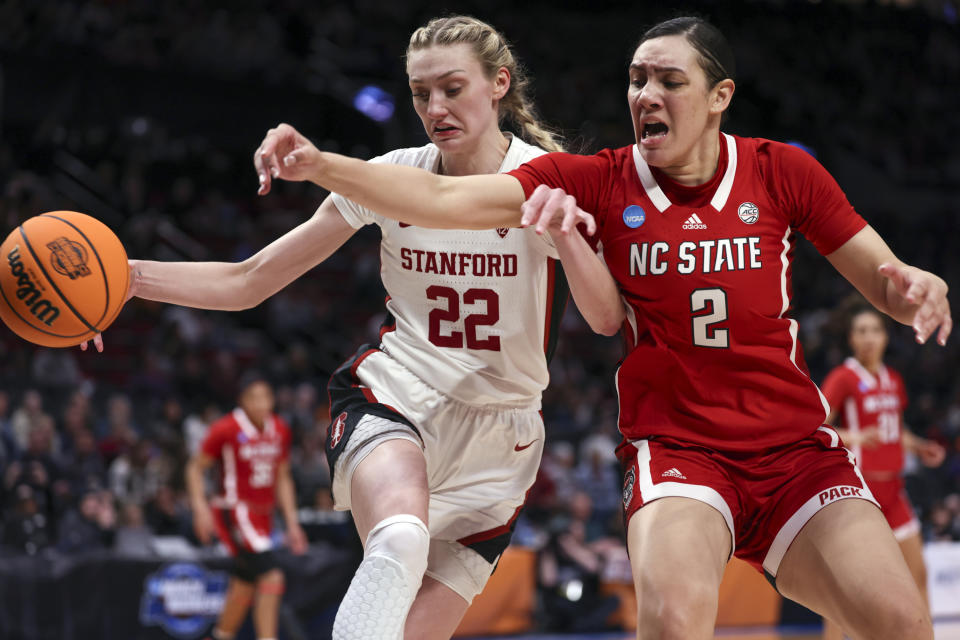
[638,17,735,88]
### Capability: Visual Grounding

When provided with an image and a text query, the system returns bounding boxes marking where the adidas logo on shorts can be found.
[661,467,687,480]
[682,213,707,230]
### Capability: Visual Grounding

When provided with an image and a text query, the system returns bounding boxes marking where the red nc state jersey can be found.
[821,358,908,473]
[202,408,291,511]
[510,134,867,451]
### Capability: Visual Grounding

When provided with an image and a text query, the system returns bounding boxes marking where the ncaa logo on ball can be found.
[47,237,91,280]
[738,202,759,224]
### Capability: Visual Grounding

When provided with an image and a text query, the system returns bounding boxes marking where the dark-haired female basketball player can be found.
[253,16,949,639]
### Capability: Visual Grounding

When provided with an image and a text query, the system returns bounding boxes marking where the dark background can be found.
[0,0,958,633]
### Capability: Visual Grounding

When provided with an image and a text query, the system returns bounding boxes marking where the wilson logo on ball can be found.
[7,245,61,326]
[47,237,91,280]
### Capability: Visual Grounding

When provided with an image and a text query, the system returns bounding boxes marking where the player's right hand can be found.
[193,505,216,545]
[255,123,322,195]
[520,184,597,236]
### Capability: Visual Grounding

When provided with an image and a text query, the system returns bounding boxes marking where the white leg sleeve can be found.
[332,514,430,640]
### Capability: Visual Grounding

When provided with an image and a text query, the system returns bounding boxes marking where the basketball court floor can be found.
[474,619,960,639]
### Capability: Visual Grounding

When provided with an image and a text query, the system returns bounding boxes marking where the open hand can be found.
[878,262,951,346]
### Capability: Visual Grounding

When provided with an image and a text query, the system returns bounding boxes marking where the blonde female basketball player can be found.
[252,16,950,640]
[104,16,621,640]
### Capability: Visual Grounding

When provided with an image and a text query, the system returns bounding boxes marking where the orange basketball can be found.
[0,211,129,347]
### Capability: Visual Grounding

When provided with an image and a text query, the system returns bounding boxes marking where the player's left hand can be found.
[878,263,951,346]
[917,439,947,467]
[287,523,308,555]
[520,184,597,236]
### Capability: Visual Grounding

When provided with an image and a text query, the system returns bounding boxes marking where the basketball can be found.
[0,211,129,347]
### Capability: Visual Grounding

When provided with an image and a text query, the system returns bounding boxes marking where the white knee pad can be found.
[364,514,430,583]
[333,514,430,640]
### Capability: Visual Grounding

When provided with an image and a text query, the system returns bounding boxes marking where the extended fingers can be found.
[255,127,285,194]
[520,184,554,227]
[911,282,950,345]
[536,189,570,235]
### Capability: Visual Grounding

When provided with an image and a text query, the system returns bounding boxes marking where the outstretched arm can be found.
[254,123,597,234]
[132,196,356,311]
[527,185,624,336]
[826,225,951,345]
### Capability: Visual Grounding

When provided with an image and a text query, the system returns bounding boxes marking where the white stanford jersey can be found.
[202,408,291,511]
[511,134,867,450]
[332,134,568,406]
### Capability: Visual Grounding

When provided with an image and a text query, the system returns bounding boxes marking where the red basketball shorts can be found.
[865,474,920,541]
[617,426,880,580]
[212,503,274,556]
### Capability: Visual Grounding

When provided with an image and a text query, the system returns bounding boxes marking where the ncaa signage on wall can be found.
[140,563,228,638]
[925,541,960,617]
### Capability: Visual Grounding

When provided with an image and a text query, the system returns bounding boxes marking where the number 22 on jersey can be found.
[427,285,501,351]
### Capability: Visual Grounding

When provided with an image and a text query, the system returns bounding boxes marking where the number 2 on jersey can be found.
[427,285,501,351]
[691,288,729,348]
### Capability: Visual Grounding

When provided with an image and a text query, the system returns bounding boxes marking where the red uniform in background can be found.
[510,133,880,578]
[201,408,292,554]
[821,358,918,538]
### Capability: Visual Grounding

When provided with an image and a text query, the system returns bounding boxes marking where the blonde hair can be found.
[407,16,564,153]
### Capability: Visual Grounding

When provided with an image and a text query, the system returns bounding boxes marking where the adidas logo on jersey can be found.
[661,467,687,480]
[682,214,707,230]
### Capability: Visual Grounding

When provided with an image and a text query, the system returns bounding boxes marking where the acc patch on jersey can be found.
[623,466,636,509]
[622,205,645,229]
[738,202,759,224]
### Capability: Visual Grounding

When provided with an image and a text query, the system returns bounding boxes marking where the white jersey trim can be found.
[631,133,739,214]
[233,408,260,439]
[632,145,671,212]
[709,134,738,212]
[844,396,863,462]
[236,502,272,552]
[222,445,238,506]
[622,299,638,346]
[635,440,736,558]
[762,427,878,577]
[843,357,893,392]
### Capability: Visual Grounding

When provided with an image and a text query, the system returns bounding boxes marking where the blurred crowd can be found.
[1,0,959,631]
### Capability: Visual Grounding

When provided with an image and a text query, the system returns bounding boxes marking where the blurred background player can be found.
[820,303,946,640]
[186,373,307,640]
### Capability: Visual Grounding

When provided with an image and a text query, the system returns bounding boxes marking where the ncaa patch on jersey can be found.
[622,205,645,229]
[738,202,759,224]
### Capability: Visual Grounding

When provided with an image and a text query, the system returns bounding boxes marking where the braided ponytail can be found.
[407,16,565,153]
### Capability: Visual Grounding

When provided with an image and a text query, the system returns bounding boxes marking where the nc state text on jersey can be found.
[629,237,763,276]
[400,248,518,277]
